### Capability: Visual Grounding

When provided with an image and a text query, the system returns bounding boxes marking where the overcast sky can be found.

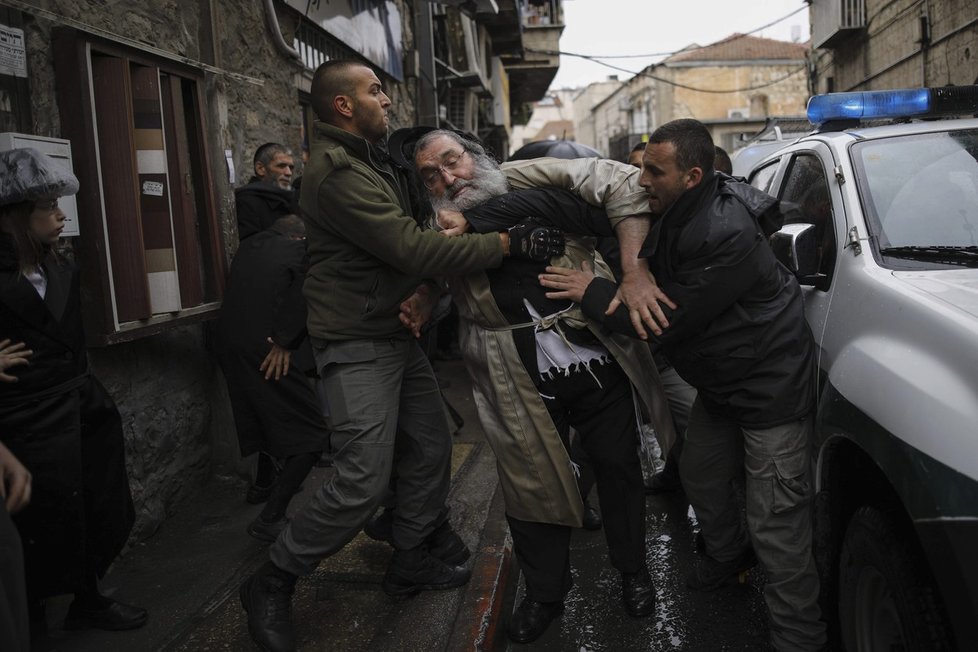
[549,0,812,90]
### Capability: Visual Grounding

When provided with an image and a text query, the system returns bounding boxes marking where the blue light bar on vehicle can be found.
[807,85,978,124]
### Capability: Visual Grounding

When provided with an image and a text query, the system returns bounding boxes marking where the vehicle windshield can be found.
[852,128,978,265]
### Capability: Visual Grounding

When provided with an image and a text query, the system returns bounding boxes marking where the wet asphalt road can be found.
[504,489,772,652]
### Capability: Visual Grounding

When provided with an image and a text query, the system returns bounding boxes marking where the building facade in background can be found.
[528,33,810,162]
[509,88,578,153]
[571,78,621,154]
[599,34,809,160]
[809,0,977,92]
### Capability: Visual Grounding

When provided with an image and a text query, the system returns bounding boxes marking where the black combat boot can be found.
[239,562,298,652]
[382,545,471,597]
[426,520,471,565]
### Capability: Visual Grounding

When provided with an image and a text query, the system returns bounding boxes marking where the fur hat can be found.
[0,147,79,206]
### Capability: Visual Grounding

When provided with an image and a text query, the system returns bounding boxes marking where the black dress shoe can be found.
[581,505,603,531]
[644,470,682,494]
[506,598,564,644]
[63,598,148,631]
[622,569,656,617]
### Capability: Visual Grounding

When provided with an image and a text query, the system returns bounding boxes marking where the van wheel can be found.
[838,505,951,651]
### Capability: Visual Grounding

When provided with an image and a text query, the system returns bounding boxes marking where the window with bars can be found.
[293,19,360,72]
[52,28,225,344]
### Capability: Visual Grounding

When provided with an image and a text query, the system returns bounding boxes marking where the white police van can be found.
[747,86,978,652]
[730,121,810,178]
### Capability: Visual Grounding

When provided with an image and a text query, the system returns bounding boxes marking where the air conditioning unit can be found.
[447,88,479,133]
[812,0,867,49]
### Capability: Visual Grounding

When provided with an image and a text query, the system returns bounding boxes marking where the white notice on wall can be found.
[225,149,236,184]
[142,180,164,197]
[0,24,28,78]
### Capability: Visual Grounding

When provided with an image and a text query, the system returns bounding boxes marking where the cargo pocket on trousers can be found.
[771,449,811,514]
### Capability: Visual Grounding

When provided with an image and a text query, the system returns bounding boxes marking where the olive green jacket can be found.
[300,122,504,341]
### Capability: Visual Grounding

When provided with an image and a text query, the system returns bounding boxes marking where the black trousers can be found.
[508,358,647,602]
[0,507,28,652]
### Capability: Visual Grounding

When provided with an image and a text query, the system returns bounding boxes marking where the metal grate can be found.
[813,0,867,49]
[293,20,360,71]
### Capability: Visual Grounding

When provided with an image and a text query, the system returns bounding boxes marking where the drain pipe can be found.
[264,0,301,61]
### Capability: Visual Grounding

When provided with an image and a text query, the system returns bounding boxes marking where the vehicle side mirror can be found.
[770,223,823,286]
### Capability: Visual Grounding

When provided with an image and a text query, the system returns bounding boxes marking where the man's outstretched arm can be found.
[540,262,673,340]
[503,158,676,336]
[611,217,676,339]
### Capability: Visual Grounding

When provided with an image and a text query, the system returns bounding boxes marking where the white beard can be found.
[431,155,509,212]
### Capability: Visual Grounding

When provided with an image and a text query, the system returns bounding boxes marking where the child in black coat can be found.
[0,148,146,633]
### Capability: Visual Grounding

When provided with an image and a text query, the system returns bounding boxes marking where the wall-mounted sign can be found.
[225,149,235,184]
[0,24,27,78]
[286,0,403,81]
[142,180,164,197]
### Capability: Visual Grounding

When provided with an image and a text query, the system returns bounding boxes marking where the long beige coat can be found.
[448,158,676,527]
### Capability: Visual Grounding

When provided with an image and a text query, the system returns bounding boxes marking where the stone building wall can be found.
[663,63,809,123]
[813,0,978,92]
[89,326,223,539]
[384,0,420,133]
[589,86,629,157]
[215,2,305,211]
[572,80,621,151]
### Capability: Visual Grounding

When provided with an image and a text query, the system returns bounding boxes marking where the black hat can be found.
[387,126,481,170]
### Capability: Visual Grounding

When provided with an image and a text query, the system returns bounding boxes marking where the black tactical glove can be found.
[507,222,565,262]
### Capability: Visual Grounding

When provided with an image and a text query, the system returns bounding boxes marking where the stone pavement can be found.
[28,358,769,652]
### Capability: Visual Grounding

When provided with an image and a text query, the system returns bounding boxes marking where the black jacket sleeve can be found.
[653,227,768,343]
[270,240,309,350]
[235,197,266,241]
[463,187,615,237]
[580,201,771,346]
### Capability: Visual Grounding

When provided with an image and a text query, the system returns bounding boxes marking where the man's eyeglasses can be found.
[420,149,468,189]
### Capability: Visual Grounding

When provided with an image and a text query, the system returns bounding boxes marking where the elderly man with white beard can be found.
[399,129,676,644]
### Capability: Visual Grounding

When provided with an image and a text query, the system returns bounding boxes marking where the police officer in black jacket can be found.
[539,119,827,652]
